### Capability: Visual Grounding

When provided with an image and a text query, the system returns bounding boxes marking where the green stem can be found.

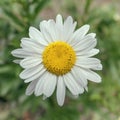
[84,0,93,14]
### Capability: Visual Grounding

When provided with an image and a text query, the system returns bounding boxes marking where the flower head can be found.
[11,14,102,106]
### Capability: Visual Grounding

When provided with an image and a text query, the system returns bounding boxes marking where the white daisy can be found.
[11,14,102,106]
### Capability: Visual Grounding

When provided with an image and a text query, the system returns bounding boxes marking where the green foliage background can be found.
[0,0,120,120]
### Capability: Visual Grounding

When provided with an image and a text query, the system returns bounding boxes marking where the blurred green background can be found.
[0,0,120,120]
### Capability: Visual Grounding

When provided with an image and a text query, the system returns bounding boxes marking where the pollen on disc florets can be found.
[42,41,76,76]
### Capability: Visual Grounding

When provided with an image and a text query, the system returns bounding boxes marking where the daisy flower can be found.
[11,14,102,106]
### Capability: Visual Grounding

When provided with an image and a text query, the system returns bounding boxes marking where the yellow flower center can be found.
[42,41,76,76]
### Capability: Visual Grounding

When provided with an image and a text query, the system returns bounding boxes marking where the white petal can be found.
[94,64,102,70]
[87,49,99,57]
[63,16,77,41]
[73,36,97,52]
[13,59,21,64]
[11,49,29,58]
[68,24,90,44]
[57,76,66,106]
[29,26,48,45]
[75,58,102,70]
[74,24,90,37]
[63,73,80,95]
[47,20,59,41]
[87,33,96,38]
[25,68,46,83]
[56,14,63,27]
[34,72,49,96]
[85,86,88,92]
[71,66,88,88]
[79,68,102,83]
[55,14,64,40]
[35,72,47,96]
[21,38,44,54]
[11,48,39,58]
[20,64,43,79]
[21,38,45,49]
[20,57,42,68]
[39,20,53,43]
[25,79,38,95]
[74,33,96,45]
[43,73,57,97]
[76,49,99,57]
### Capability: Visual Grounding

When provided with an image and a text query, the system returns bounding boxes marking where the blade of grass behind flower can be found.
[33,0,51,19]
[2,8,25,29]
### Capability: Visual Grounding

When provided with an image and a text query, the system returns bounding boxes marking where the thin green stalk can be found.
[84,0,93,14]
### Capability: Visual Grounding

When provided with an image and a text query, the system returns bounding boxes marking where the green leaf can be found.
[2,8,24,29]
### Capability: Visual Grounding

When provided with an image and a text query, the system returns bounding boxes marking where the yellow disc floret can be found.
[42,41,76,76]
